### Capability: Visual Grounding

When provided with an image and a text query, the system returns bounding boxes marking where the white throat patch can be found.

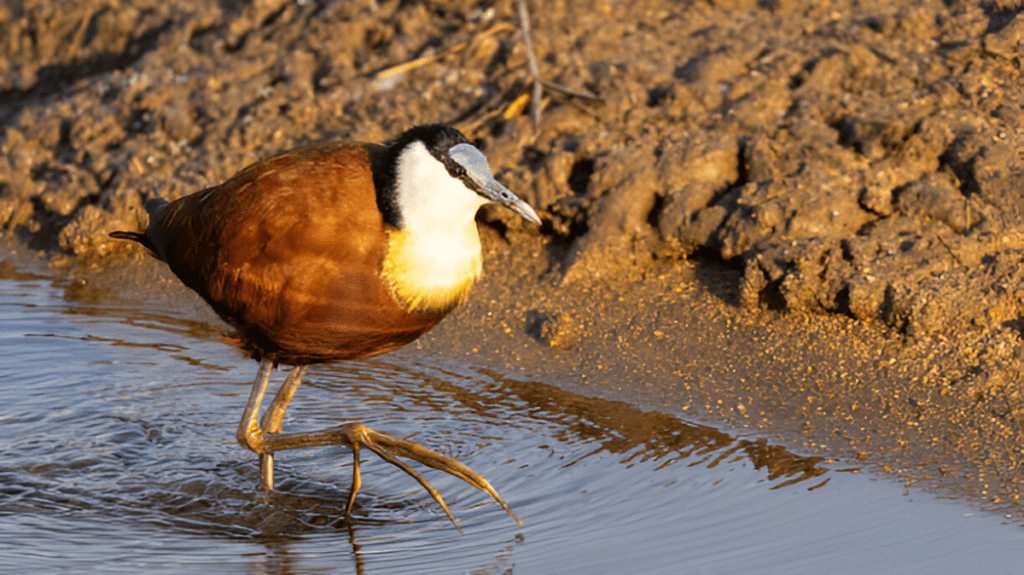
[382,141,488,313]
[394,141,489,232]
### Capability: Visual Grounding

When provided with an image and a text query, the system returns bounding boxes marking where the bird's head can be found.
[382,125,541,231]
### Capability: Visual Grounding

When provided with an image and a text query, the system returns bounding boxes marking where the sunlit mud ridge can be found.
[2,2,1021,343]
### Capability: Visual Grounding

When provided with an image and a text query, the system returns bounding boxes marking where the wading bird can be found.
[111,124,538,529]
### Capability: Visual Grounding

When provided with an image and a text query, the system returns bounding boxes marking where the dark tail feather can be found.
[109,230,158,255]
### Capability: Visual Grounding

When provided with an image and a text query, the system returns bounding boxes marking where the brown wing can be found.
[146,142,445,365]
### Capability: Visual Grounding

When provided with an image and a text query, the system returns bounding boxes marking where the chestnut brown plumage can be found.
[111,124,539,530]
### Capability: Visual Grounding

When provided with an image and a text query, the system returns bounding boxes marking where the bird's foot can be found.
[238,360,518,530]
[254,423,521,531]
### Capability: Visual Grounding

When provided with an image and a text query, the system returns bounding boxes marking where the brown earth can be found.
[1,0,1023,511]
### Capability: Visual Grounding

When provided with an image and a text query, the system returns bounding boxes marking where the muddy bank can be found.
[1,0,1023,511]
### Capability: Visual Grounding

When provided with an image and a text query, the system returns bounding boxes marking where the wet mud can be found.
[1,0,1023,526]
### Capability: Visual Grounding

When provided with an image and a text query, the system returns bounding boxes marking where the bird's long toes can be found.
[357,427,521,526]
[357,431,461,530]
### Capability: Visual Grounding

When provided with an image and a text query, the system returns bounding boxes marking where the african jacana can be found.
[110,124,538,529]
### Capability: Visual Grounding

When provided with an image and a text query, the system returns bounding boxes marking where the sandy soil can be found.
[1,0,1022,510]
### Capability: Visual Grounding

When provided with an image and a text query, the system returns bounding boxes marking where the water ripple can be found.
[3,269,1024,574]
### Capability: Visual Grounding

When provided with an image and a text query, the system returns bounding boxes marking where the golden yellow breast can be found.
[380,225,483,314]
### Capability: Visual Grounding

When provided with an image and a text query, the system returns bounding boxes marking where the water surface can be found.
[3,264,1024,574]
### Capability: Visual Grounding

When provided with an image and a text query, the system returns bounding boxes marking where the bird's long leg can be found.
[237,357,275,453]
[235,360,521,530]
[257,365,309,491]
[261,365,309,432]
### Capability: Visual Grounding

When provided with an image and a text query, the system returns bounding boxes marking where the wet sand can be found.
[427,227,1024,511]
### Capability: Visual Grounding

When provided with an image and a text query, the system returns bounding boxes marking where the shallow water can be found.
[3,264,1024,574]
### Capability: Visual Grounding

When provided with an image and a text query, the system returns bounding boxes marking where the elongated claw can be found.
[361,435,463,532]
[362,427,522,526]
